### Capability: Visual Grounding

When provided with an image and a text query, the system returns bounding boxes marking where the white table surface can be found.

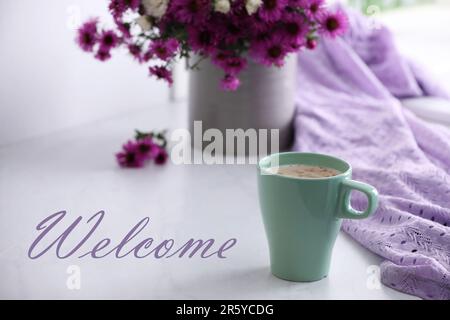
[0,101,418,300]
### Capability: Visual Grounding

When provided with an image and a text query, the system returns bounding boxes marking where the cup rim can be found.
[258,152,352,181]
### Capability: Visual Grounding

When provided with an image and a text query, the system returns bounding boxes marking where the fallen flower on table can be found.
[116,129,169,168]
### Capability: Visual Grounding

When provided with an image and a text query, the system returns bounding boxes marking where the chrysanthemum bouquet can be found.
[77,0,347,91]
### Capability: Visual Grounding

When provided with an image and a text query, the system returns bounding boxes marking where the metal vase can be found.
[188,55,297,156]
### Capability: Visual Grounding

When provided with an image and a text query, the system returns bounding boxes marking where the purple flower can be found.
[128,44,144,62]
[287,0,301,6]
[251,33,289,67]
[213,53,248,76]
[76,19,99,52]
[115,19,132,39]
[211,51,231,66]
[149,38,179,60]
[109,0,125,19]
[212,13,246,46]
[320,10,348,38]
[220,74,240,91]
[306,38,317,50]
[187,27,217,54]
[280,13,308,46]
[170,0,211,25]
[116,141,146,168]
[109,0,141,18]
[99,30,120,50]
[224,56,247,75]
[258,0,288,23]
[136,137,158,159]
[300,0,325,19]
[149,66,173,85]
[95,48,112,61]
[154,147,169,165]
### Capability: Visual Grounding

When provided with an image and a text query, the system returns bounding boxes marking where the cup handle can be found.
[337,179,379,220]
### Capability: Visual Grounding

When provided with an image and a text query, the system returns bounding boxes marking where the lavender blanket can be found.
[293,7,450,300]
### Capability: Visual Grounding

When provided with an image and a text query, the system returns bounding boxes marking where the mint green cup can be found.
[257,152,378,282]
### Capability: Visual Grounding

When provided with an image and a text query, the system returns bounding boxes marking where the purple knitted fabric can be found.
[293,7,450,300]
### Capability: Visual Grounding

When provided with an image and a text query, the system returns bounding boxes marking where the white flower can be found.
[214,0,231,14]
[142,0,169,19]
[136,15,153,32]
[245,0,263,15]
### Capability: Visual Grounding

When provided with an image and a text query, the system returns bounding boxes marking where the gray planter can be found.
[188,55,297,156]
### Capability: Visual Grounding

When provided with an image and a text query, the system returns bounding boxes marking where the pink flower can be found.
[251,34,289,67]
[212,14,246,46]
[109,0,126,19]
[242,14,271,39]
[136,137,158,159]
[220,74,240,91]
[128,44,144,62]
[95,48,112,61]
[306,38,317,50]
[154,147,169,165]
[187,27,217,54]
[288,0,301,6]
[212,52,247,75]
[170,0,212,25]
[211,51,231,66]
[116,141,146,168]
[320,10,348,38]
[149,38,179,60]
[149,66,173,85]
[300,0,325,20]
[225,56,247,75]
[76,19,99,52]
[116,131,169,168]
[109,0,141,19]
[280,13,308,46]
[258,0,288,23]
[99,30,120,50]
[115,18,132,39]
